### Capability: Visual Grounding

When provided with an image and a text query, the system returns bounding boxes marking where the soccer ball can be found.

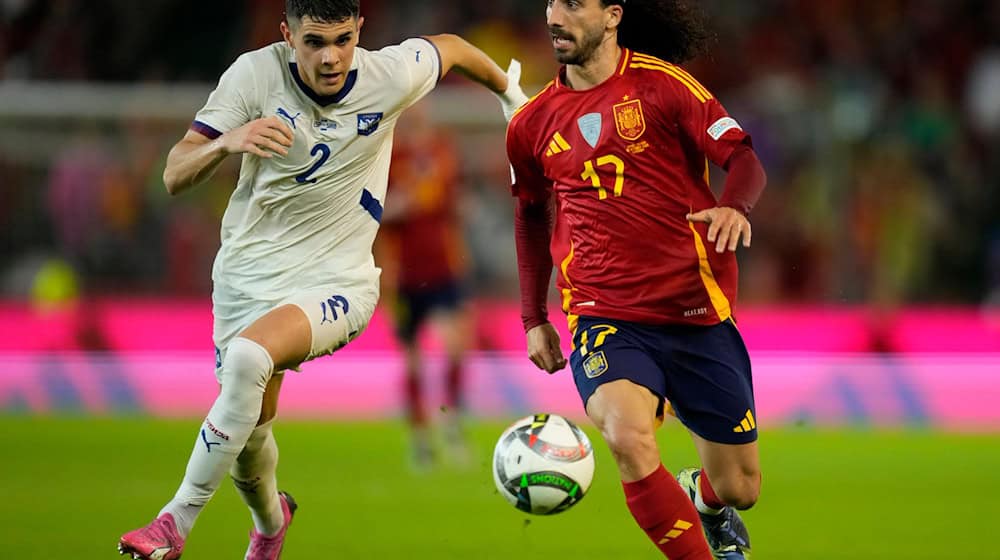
[492,413,595,515]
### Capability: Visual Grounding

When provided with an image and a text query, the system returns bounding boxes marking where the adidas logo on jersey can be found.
[545,131,572,157]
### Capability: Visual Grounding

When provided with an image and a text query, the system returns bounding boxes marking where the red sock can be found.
[699,468,726,510]
[404,370,426,426]
[444,360,463,411]
[623,465,713,559]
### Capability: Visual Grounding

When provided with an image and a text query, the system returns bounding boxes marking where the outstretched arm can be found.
[423,33,528,120]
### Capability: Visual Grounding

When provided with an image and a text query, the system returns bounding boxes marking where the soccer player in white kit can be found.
[118,1,528,558]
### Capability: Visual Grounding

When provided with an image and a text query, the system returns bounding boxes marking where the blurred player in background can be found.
[507,1,766,559]
[378,101,472,469]
[117,1,528,558]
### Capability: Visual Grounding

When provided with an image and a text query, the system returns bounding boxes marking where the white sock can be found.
[231,420,284,536]
[160,337,274,538]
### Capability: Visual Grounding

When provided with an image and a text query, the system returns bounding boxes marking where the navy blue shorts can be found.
[569,315,757,444]
[391,281,464,343]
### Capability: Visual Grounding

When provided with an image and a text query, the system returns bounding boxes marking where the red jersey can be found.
[507,49,751,327]
[382,134,465,290]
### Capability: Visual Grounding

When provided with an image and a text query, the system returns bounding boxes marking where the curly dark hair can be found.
[285,0,360,24]
[604,0,713,63]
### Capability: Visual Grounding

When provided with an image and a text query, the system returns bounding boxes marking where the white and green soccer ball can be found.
[492,413,595,515]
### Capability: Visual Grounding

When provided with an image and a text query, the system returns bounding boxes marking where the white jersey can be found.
[193,38,441,300]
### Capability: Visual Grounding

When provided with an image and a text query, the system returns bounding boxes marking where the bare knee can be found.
[600,422,660,480]
[586,379,662,481]
[711,469,761,510]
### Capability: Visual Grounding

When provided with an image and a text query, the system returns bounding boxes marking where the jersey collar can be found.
[556,48,631,90]
[289,63,358,107]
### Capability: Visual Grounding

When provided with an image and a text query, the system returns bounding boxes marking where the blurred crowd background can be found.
[1,0,999,309]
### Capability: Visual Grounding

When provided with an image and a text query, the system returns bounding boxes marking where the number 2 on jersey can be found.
[296,143,332,184]
[581,155,625,200]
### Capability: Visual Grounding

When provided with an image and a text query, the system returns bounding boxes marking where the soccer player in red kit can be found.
[380,102,472,468]
[506,1,766,559]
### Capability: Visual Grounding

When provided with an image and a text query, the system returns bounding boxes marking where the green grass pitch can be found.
[2,416,998,559]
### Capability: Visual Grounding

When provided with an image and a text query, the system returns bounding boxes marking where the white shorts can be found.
[212,282,379,381]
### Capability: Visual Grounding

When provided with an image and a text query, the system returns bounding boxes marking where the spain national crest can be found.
[613,99,646,141]
[583,350,609,379]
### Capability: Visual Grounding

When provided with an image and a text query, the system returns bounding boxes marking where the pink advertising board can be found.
[1,300,998,428]
[1,350,998,430]
[1,300,998,353]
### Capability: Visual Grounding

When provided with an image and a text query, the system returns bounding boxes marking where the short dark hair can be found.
[285,0,360,24]
[604,0,712,63]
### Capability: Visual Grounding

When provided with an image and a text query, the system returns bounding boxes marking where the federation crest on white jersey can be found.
[492,413,595,515]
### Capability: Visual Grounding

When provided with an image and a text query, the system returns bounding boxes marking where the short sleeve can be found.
[192,53,259,139]
[381,37,442,110]
[506,113,551,203]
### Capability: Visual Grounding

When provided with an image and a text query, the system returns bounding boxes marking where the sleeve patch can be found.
[707,117,742,141]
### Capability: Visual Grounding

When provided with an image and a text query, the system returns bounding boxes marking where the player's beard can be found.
[552,24,605,66]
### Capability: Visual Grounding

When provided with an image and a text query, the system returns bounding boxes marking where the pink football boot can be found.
[118,513,185,560]
[245,491,297,560]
